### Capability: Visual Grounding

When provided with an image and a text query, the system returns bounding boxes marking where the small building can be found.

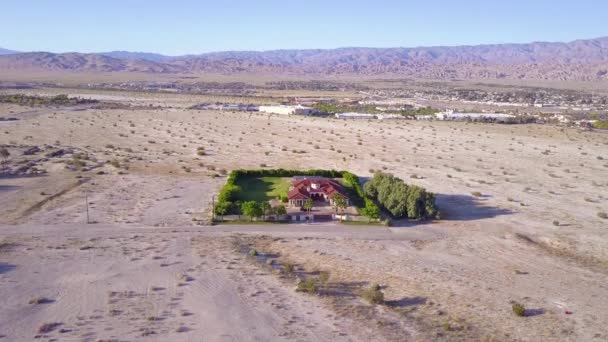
[435,110,515,122]
[376,113,406,120]
[287,177,350,208]
[259,105,315,115]
[334,112,376,119]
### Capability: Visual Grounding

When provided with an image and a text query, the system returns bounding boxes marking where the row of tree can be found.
[363,172,438,220]
[215,200,287,221]
[0,94,98,106]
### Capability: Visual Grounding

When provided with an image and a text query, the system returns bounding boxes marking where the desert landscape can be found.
[2,2,608,340]
[0,82,607,341]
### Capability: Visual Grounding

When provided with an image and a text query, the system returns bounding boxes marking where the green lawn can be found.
[234,177,290,202]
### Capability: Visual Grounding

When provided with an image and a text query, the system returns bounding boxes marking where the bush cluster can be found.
[364,172,438,220]
[296,278,318,294]
[361,284,384,304]
[512,303,526,317]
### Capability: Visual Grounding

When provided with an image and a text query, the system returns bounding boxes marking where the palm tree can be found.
[332,193,347,221]
[303,198,314,220]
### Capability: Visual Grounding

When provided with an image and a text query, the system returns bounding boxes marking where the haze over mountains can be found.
[1,36,608,81]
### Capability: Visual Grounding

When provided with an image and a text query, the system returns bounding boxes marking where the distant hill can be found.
[1,37,608,81]
[0,48,18,55]
[0,52,181,73]
[98,51,172,62]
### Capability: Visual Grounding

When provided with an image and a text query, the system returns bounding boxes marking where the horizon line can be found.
[2,35,607,58]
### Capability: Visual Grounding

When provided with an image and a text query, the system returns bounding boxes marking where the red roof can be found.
[287,178,347,200]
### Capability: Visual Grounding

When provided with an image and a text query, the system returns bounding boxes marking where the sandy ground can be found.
[1,224,403,341]
[1,89,608,341]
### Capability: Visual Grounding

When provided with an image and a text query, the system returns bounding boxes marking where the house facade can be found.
[287,177,349,207]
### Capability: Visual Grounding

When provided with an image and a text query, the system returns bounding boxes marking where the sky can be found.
[1,0,607,55]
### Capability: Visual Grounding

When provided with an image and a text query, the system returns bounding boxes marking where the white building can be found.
[334,112,376,119]
[376,114,406,120]
[259,105,315,115]
[435,110,515,121]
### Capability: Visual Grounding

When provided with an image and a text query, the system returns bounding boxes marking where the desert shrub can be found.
[552,220,560,226]
[109,159,121,168]
[512,303,526,317]
[297,278,318,294]
[361,284,384,304]
[593,120,608,130]
[471,191,482,197]
[249,248,258,256]
[37,322,62,334]
[318,271,330,284]
[598,212,608,219]
[283,262,295,273]
[29,297,52,305]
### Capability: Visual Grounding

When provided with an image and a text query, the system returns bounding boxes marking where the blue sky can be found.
[1,0,607,55]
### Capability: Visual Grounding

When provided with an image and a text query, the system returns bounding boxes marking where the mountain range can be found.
[1,37,608,81]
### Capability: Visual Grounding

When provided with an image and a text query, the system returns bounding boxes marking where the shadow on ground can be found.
[321,281,368,299]
[388,194,512,227]
[0,262,16,274]
[0,185,20,193]
[385,296,427,307]
[435,194,512,221]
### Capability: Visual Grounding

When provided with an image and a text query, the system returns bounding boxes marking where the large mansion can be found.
[287,177,350,207]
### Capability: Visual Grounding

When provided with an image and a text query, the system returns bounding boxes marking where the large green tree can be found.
[241,201,263,221]
[361,201,381,222]
[214,201,232,219]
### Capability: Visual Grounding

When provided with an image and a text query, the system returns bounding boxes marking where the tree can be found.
[273,204,287,216]
[332,193,348,220]
[214,201,232,220]
[241,201,262,221]
[260,202,271,220]
[303,198,314,217]
[362,200,381,222]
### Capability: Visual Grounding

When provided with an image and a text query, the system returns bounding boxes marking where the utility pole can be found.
[211,195,216,222]
[85,191,90,224]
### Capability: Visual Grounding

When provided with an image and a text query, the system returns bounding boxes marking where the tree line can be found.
[0,94,98,107]
[363,172,438,220]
